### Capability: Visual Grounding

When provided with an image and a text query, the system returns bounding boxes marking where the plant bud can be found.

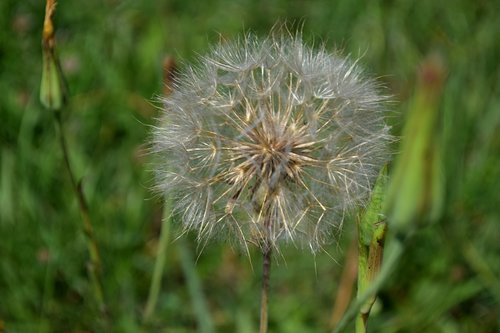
[385,54,445,232]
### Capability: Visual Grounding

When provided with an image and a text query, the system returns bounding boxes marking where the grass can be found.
[1,0,499,332]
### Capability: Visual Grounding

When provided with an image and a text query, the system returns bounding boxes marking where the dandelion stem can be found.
[259,243,272,333]
[54,112,106,315]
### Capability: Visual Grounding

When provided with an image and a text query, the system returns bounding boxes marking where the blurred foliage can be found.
[0,0,498,332]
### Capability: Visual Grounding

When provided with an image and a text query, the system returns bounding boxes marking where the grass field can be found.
[1,0,499,332]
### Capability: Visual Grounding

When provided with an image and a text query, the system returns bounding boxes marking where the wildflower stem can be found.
[355,221,387,333]
[259,243,272,333]
[177,239,214,333]
[54,112,106,314]
[143,55,177,324]
[332,236,404,333]
[143,203,171,323]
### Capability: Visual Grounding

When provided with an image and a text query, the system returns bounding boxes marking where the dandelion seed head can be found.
[152,31,392,252]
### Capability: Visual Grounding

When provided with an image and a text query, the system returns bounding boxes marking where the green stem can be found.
[333,235,404,333]
[178,239,214,333]
[356,233,369,333]
[355,222,387,333]
[55,112,106,314]
[143,204,172,322]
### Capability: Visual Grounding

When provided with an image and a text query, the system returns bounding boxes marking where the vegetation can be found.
[1,0,498,332]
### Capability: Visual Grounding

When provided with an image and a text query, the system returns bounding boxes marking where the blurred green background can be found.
[1,0,498,332]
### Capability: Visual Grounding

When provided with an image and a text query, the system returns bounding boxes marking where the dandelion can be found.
[152,30,392,332]
[153,31,391,253]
